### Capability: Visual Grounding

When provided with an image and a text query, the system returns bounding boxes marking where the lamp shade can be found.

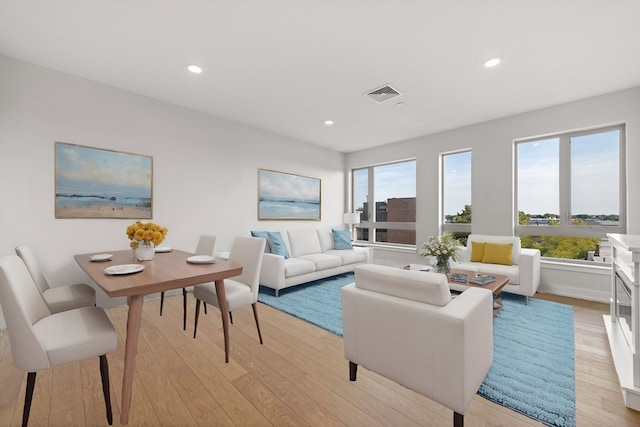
[343,212,361,225]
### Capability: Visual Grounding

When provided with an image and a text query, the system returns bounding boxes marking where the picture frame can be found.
[55,141,153,219]
[258,169,321,220]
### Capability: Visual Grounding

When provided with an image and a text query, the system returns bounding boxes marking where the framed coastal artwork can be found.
[258,169,321,220]
[55,142,153,219]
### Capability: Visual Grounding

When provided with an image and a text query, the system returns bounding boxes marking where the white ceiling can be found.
[1,0,639,153]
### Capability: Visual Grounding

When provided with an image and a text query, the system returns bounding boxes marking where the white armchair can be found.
[454,234,541,303]
[342,264,493,427]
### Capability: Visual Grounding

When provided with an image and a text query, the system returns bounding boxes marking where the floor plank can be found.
[1,291,639,426]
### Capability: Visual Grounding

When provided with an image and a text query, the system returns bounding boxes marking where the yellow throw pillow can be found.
[470,241,486,262]
[482,242,513,265]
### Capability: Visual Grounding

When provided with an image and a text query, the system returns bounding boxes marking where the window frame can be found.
[351,159,417,248]
[514,124,626,240]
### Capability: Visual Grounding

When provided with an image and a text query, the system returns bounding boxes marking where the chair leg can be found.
[251,303,264,344]
[99,355,113,425]
[160,291,165,315]
[229,311,234,324]
[349,361,358,381]
[454,411,464,427]
[193,299,201,338]
[204,302,207,314]
[182,288,187,330]
[22,372,36,427]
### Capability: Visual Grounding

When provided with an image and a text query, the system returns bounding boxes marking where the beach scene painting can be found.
[259,169,321,220]
[55,142,153,219]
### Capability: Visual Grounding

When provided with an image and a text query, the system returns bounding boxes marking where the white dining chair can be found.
[160,235,216,330]
[193,236,266,362]
[15,245,96,313]
[0,255,118,426]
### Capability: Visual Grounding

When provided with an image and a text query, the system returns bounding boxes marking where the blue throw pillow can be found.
[332,228,353,250]
[250,231,271,251]
[267,232,290,259]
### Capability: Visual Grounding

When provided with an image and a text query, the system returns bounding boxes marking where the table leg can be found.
[214,279,230,363]
[121,294,144,425]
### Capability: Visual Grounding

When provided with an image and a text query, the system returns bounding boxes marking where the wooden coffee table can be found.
[448,269,509,316]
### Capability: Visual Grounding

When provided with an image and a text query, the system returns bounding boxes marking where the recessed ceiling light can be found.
[188,65,202,74]
[484,58,501,68]
[324,120,334,126]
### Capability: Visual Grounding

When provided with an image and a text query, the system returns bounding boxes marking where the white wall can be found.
[0,56,346,327]
[346,87,640,301]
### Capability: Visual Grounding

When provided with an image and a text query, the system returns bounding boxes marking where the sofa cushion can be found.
[324,249,366,265]
[457,262,520,285]
[317,228,334,252]
[284,258,316,278]
[482,242,512,265]
[354,264,451,306]
[266,232,290,259]
[287,229,322,257]
[297,254,342,271]
[332,228,353,249]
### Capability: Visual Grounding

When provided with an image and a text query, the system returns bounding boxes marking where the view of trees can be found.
[446,205,603,260]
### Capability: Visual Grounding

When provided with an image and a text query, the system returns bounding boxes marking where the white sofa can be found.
[257,228,371,296]
[342,264,493,427]
[453,234,541,303]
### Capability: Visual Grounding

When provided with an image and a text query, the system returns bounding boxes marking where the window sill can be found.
[541,258,611,275]
[353,242,417,254]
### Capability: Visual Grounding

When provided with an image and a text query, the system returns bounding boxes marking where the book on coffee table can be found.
[450,273,468,283]
[469,274,496,285]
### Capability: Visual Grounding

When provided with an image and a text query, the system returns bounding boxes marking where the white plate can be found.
[90,253,113,262]
[104,264,145,275]
[187,255,216,264]
[155,246,172,253]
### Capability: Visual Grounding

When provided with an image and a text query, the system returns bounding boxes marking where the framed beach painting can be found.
[55,142,153,219]
[258,169,321,220]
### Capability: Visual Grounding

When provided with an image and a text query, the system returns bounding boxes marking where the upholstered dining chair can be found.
[160,234,216,330]
[193,236,266,362]
[0,255,118,426]
[15,245,96,313]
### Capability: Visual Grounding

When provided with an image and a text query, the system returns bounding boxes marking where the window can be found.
[352,160,416,246]
[515,125,625,261]
[441,150,472,241]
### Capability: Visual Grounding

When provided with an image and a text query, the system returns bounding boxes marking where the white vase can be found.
[135,244,155,261]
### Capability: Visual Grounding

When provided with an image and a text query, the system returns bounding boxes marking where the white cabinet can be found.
[604,233,640,410]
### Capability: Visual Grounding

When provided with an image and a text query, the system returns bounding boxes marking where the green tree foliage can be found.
[452,205,472,223]
[521,235,600,260]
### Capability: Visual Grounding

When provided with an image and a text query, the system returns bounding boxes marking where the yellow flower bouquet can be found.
[126,221,168,250]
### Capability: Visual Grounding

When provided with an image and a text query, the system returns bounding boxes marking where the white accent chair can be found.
[160,234,216,330]
[0,255,117,426]
[342,265,493,427]
[454,234,541,303]
[15,245,96,313]
[193,236,266,362]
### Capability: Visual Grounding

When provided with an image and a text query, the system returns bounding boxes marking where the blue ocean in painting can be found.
[260,199,320,219]
[56,194,151,209]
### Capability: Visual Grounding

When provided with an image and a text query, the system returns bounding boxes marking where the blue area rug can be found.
[258,272,576,427]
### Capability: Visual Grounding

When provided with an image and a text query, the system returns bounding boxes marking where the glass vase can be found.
[435,257,451,276]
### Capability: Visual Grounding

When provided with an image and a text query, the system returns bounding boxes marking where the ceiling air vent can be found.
[365,84,401,103]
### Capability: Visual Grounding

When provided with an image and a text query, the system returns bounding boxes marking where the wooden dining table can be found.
[74,249,242,425]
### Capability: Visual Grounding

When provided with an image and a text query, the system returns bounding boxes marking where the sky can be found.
[517,130,619,216]
[353,129,619,217]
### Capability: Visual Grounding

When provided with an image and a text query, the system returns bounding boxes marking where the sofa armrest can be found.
[259,253,285,289]
[517,248,541,296]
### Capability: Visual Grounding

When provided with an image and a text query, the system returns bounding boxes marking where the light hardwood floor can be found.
[1,292,639,426]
